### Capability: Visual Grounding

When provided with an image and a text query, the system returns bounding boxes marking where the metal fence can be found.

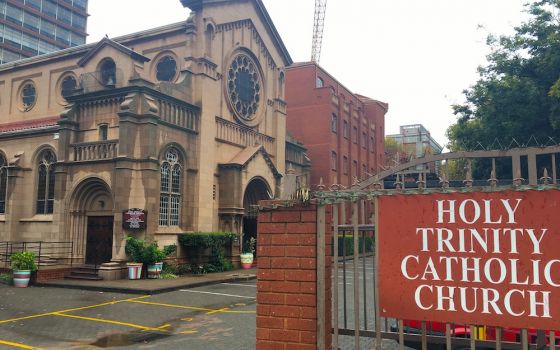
[0,241,74,270]
[314,145,560,350]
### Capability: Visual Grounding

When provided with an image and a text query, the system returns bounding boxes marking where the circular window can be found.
[226,53,263,125]
[156,56,177,82]
[61,75,77,99]
[21,82,36,110]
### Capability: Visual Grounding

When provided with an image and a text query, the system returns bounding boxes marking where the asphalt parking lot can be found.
[0,281,256,349]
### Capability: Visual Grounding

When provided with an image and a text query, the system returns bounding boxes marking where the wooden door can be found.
[85,216,114,265]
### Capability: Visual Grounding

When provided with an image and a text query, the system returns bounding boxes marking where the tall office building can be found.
[0,0,88,64]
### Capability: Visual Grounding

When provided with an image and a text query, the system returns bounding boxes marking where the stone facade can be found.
[0,0,294,265]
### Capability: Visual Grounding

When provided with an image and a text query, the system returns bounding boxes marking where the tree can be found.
[447,0,560,152]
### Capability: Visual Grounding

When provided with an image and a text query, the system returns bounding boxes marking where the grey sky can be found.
[87,0,529,149]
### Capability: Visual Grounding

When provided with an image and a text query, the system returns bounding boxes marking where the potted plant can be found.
[240,237,256,269]
[10,251,38,287]
[142,243,172,279]
[125,236,144,280]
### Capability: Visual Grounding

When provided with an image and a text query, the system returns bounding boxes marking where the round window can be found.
[156,56,177,82]
[21,83,36,110]
[61,76,77,99]
[226,53,263,124]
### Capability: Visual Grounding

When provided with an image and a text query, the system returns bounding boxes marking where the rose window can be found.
[226,53,262,123]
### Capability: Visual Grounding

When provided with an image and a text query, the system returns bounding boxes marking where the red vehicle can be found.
[397,320,560,350]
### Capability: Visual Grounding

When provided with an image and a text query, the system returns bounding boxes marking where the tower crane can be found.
[311,0,327,63]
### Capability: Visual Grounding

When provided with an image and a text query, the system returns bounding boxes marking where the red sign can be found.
[122,208,147,230]
[379,190,560,330]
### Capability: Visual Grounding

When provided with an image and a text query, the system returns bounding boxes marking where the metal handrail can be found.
[0,241,74,270]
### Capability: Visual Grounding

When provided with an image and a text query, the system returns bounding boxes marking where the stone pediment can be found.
[77,37,150,67]
[220,145,281,179]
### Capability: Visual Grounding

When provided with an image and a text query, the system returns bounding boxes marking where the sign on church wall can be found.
[378,190,560,330]
[122,208,147,230]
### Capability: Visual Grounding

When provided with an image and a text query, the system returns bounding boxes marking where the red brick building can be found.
[285,62,388,189]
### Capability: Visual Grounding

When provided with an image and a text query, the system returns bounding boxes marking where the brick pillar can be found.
[256,201,332,350]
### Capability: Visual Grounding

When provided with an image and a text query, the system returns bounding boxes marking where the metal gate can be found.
[314,145,560,350]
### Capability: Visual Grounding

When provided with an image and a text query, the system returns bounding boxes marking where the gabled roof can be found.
[77,37,150,67]
[180,0,292,65]
[220,145,282,178]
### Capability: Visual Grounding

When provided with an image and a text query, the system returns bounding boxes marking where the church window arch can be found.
[159,147,182,226]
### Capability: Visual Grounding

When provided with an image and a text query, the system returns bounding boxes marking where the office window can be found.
[331,151,337,170]
[40,20,56,39]
[57,6,71,24]
[343,156,348,175]
[353,160,358,177]
[2,49,19,62]
[36,149,56,214]
[352,126,358,144]
[42,1,57,18]
[56,26,70,45]
[343,120,349,139]
[23,12,40,32]
[370,136,375,152]
[3,26,21,48]
[6,4,22,25]
[74,0,86,10]
[25,0,41,11]
[70,32,85,46]
[0,1,6,18]
[331,113,337,133]
[362,164,367,178]
[21,33,38,54]
[362,132,367,148]
[72,13,86,30]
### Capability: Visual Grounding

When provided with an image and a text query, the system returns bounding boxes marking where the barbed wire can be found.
[450,136,559,152]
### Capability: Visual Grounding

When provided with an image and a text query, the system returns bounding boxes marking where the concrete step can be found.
[65,274,102,281]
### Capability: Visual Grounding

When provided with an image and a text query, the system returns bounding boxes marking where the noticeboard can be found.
[122,208,147,230]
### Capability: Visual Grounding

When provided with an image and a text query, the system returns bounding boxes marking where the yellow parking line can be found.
[206,307,229,315]
[178,330,198,334]
[0,339,42,349]
[0,296,150,325]
[126,300,254,314]
[52,312,165,332]
[126,300,212,312]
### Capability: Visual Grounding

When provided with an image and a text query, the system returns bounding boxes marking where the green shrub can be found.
[125,236,176,265]
[337,235,374,256]
[0,273,12,285]
[163,261,178,275]
[10,251,38,271]
[177,263,191,275]
[179,232,236,272]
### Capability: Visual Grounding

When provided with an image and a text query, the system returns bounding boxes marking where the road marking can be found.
[126,300,212,312]
[0,296,150,325]
[0,339,42,350]
[206,307,230,315]
[179,290,256,299]
[178,330,198,334]
[52,312,164,332]
[126,300,254,314]
[220,283,257,288]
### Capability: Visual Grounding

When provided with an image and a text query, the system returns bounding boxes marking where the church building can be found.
[0,0,294,266]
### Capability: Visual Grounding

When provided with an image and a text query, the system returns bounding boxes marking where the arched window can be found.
[0,154,7,214]
[316,76,324,88]
[159,147,182,226]
[61,75,77,99]
[37,149,56,214]
[100,59,116,86]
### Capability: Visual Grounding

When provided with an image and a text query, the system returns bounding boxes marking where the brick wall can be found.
[36,268,70,282]
[256,201,332,350]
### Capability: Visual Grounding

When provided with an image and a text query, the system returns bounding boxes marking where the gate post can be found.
[256,201,332,350]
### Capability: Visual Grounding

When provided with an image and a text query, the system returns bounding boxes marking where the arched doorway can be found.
[68,178,114,265]
[242,177,271,256]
